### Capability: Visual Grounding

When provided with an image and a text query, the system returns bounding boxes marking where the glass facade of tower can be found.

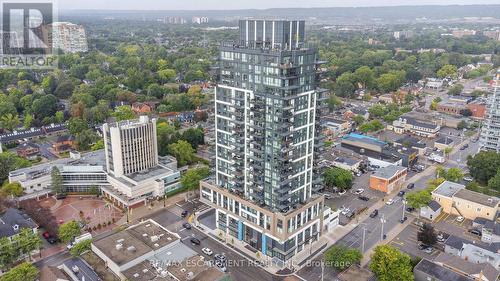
[215,19,326,213]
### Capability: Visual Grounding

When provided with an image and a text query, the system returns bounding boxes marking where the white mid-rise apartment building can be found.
[50,22,88,53]
[480,69,500,152]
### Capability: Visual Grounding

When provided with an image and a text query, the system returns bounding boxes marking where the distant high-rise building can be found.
[480,70,500,152]
[165,17,187,25]
[49,22,88,53]
[200,19,328,262]
[393,30,414,40]
[192,16,209,24]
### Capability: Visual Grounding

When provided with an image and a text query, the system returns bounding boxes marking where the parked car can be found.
[183,223,192,230]
[400,216,407,223]
[418,243,431,251]
[181,210,189,217]
[469,229,482,236]
[190,238,201,245]
[42,231,51,239]
[346,211,355,219]
[338,190,346,196]
[407,183,415,189]
[324,193,334,200]
[406,207,415,212]
[397,191,405,197]
[456,216,465,223]
[369,210,379,218]
[423,247,433,254]
[340,207,350,216]
[353,188,365,195]
[463,176,473,182]
[385,198,395,205]
[437,233,446,242]
[202,248,213,256]
[56,194,67,200]
[358,196,370,201]
[47,237,57,244]
[214,254,227,262]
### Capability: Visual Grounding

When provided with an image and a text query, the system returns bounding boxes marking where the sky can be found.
[58,0,500,10]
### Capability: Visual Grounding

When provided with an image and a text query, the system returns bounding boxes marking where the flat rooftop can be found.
[127,165,175,182]
[454,189,500,208]
[92,219,179,266]
[341,133,386,147]
[432,181,465,198]
[372,165,407,180]
[9,150,106,180]
[167,255,210,281]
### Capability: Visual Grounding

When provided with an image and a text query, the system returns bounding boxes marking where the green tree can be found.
[327,94,342,111]
[0,152,31,183]
[112,105,135,121]
[0,114,20,131]
[447,84,464,96]
[0,237,16,269]
[157,69,176,83]
[58,221,81,243]
[88,185,99,196]
[1,182,23,197]
[369,245,414,281]
[51,166,64,195]
[437,64,458,79]
[324,245,362,270]
[376,71,406,93]
[488,172,500,191]
[467,151,500,185]
[168,140,195,167]
[13,228,41,260]
[31,94,58,120]
[334,72,356,98]
[181,167,210,195]
[405,190,432,209]
[91,139,104,151]
[68,117,89,135]
[23,114,33,129]
[323,167,354,191]
[445,168,464,183]
[354,66,375,89]
[69,239,92,257]
[75,129,99,151]
[417,223,437,246]
[0,262,38,281]
[55,111,65,123]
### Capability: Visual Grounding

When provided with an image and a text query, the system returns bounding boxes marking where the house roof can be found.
[428,200,442,212]
[371,165,407,180]
[0,123,67,143]
[484,220,500,236]
[432,181,465,198]
[394,135,426,148]
[402,117,439,130]
[16,142,39,150]
[0,208,37,238]
[435,253,500,281]
[454,189,500,208]
[414,259,470,281]
[444,235,469,250]
[56,135,75,143]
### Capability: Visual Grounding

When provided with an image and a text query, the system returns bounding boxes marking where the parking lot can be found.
[433,213,482,242]
[389,224,442,260]
[325,171,386,225]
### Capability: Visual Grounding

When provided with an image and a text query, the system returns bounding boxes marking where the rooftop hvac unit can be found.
[127,246,136,252]
[150,235,159,242]
[115,243,123,250]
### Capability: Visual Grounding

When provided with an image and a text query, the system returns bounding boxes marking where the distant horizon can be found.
[57,0,500,11]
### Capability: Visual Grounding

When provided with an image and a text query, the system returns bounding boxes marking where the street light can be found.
[402,199,407,222]
[362,227,367,253]
[380,214,386,240]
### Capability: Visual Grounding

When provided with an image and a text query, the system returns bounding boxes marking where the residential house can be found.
[53,135,75,154]
[420,200,442,221]
[477,220,500,243]
[378,93,395,104]
[131,102,153,114]
[322,117,351,137]
[369,165,407,194]
[0,208,38,241]
[434,253,499,281]
[16,142,40,160]
[388,117,440,138]
[414,259,471,281]
[442,236,500,272]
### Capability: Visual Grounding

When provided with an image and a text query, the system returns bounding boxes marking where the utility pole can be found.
[362,227,367,253]
[321,260,325,281]
[402,199,406,221]
[380,214,386,240]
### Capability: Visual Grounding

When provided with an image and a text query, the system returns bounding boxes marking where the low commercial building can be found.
[393,135,427,155]
[322,117,351,137]
[329,156,363,172]
[467,101,487,119]
[431,181,500,221]
[369,165,407,194]
[434,137,455,151]
[341,133,417,167]
[437,102,465,116]
[388,117,440,138]
[91,219,183,280]
[433,253,499,281]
